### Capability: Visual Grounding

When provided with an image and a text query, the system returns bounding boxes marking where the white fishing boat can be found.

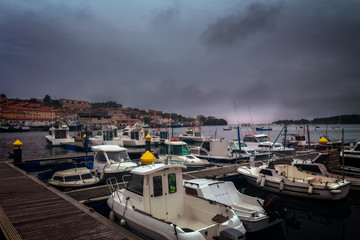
[223,126,232,131]
[107,163,246,240]
[48,167,100,189]
[292,150,360,191]
[184,178,283,232]
[120,122,160,147]
[190,139,269,164]
[243,134,295,156]
[89,145,138,181]
[160,138,210,169]
[237,163,351,200]
[45,123,75,146]
[229,140,271,161]
[179,128,211,144]
[89,125,123,146]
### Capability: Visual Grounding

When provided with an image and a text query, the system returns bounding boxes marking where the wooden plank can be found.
[0,162,141,240]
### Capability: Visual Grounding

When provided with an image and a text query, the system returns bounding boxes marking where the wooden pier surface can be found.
[0,162,141,240]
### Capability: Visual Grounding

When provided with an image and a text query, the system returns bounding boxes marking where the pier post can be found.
[145,134,151,152]
[13,140,23,164]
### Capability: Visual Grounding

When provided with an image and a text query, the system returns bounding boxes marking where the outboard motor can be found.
[262,194,301,229]
[219,228,246,240]
[263,194,287,221]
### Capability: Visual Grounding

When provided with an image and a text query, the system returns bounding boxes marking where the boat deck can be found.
[0,161,140,240]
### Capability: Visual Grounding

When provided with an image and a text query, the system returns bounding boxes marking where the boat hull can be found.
[45,136,75,146]
[243,174,350,200]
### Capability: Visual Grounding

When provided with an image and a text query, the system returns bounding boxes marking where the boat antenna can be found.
[233,102,241,153]
[247,102,255,133]
[341,128,345,181]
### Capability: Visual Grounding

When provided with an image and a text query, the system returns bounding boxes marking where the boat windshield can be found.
[165,144,190,156]
[127,174,144,196]
[229,141,247,149]
[295,135,305,141]
[106,151,130,163]
[255,136,268,142]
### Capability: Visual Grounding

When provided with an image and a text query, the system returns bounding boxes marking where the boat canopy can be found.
[91,145,127,152]
[130,163,186,175]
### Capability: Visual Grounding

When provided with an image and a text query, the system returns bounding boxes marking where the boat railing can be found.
[106,177,133,205]
[106,177,120,193]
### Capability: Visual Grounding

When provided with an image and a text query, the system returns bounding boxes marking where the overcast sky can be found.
[1,0,360,124]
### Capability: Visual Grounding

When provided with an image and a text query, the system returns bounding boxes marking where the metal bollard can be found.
[13,140,23,164]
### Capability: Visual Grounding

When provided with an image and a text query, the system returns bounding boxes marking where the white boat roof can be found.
[164,139,187,145]
[53,167,92,177]
[131,163,186,175]
[254,134,268,137]
[91,145,128,152]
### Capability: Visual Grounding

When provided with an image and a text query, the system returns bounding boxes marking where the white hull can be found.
[45,136,74,146]
[108,193,245,240]
[122,139,146,147]
[244,173,350,200]
[89,139,123,146]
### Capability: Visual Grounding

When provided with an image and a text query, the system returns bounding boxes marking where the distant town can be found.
[0,94,227,131]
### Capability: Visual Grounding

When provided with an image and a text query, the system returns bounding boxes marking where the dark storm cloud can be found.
[200,0,360,121]
[1,0,360,123]
[202,3,282,45]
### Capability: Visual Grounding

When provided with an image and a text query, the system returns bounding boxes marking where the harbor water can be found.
[1,124,359,160]
[1,124,360,240]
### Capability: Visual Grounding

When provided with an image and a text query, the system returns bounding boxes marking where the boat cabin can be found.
[48,167,100,188]
[48,124,70,139]
[94,129,118,141]
[125,164,184,220]
[243,134,268,143]
[164,139,191,156]
[90,145,134,173]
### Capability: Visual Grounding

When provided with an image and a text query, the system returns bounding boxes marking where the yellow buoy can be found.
[318,137,328,145]
[140,150,156,165]
[13,140,23,147]
[145,134,151,139]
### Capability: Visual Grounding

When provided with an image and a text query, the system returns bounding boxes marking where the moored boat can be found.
[47,166,100,190]
[45,123,75,146]
[237,163,351,200]
[160,138,210,169]
[292,150,360,191]
[178,128,211,144]
[190,139,270,164]
[107,163,246,240]
[88,145,138,182]
[120,122,160,147]
[89,125,123,146]
[340,142,360,169]
[243,134,295,156]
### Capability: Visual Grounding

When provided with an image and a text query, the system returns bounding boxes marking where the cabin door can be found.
[149,171,168,220]
[150,171,180,221]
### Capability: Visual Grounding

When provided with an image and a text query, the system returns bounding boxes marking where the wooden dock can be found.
[0,154,247,239]
[0,161,141,240]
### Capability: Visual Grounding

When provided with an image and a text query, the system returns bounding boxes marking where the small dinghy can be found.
[48,167,100,190]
